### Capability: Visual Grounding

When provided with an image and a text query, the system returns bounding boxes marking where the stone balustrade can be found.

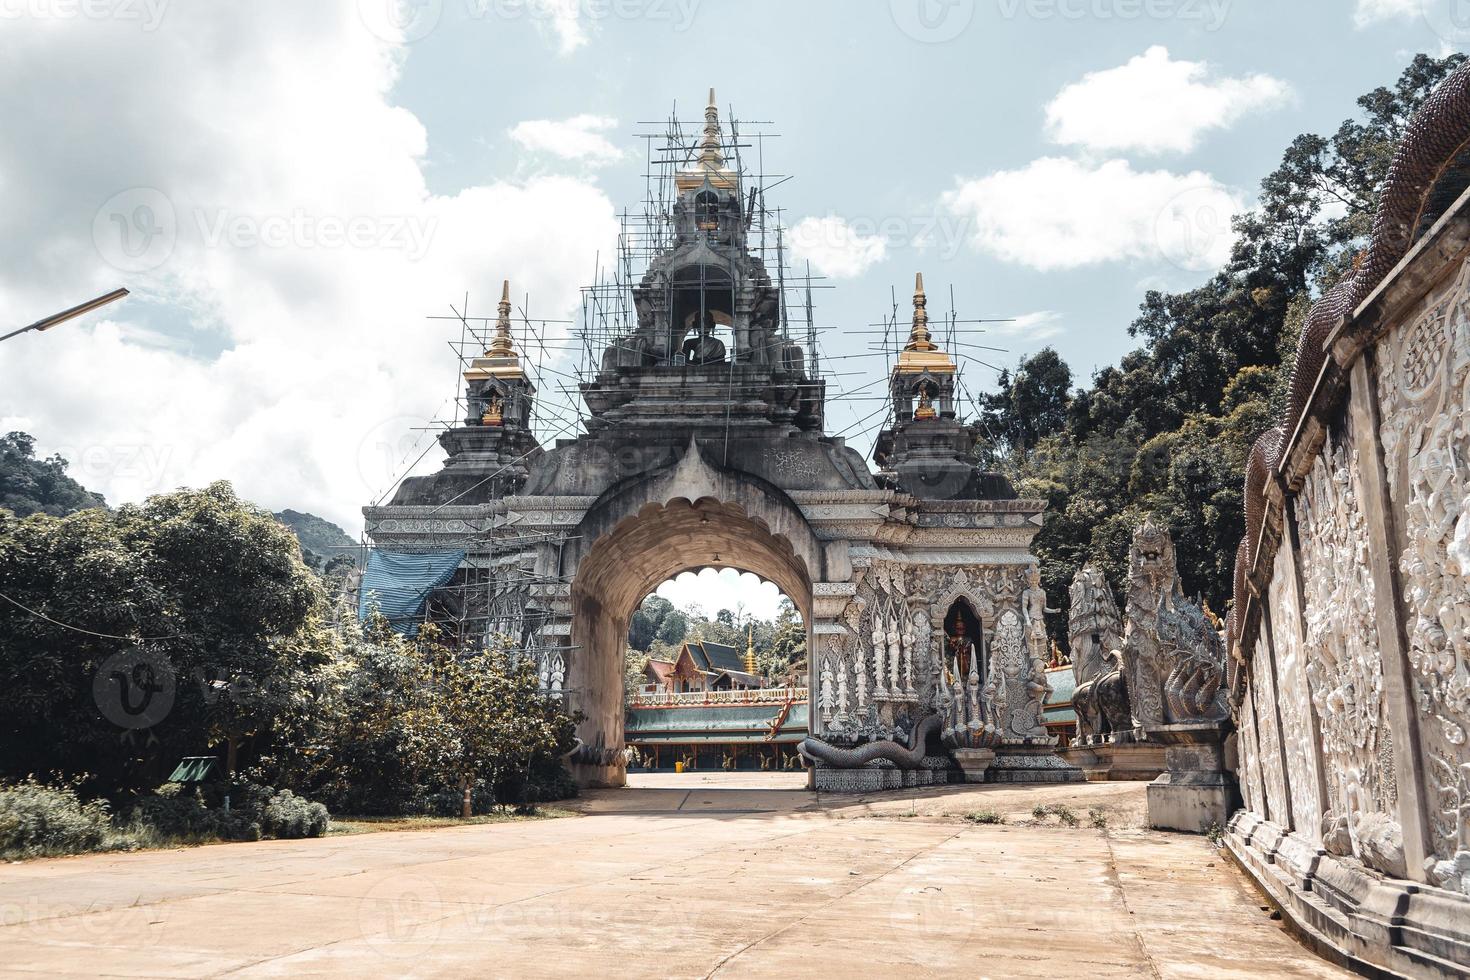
[627,687,807,708]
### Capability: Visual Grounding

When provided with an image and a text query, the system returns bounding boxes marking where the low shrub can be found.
[0,779,111,858]
[259,789,329,839]
[0,778,334,860]
[963,809,1005,825]
[128,786,261,842]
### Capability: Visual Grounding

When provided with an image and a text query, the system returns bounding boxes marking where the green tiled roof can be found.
[1045,666,1076,704]
[1043,667,1076,725]
[626,701,808,745]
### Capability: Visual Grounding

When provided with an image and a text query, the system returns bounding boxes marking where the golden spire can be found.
[744,622,757,675]
[905,272,935,352]
[893,271,956,376]
[677,88,736,191]
[463,278,529,384]
[488,279,515,357]
[698,87,724,170]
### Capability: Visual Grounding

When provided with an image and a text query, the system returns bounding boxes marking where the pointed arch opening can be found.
[565,497,814,786]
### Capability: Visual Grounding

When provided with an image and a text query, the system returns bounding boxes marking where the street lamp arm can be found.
[1,287,130,344]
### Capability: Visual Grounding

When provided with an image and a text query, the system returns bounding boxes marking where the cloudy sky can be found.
[0,0,1459,577]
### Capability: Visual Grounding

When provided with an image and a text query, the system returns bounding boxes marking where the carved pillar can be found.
[1349,355,1432,881]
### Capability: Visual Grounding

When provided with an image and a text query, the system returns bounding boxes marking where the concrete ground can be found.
[0,777,1345,979]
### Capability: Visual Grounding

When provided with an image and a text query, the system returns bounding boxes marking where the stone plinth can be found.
[951,748,996,783]
[812,757,953,794]
[990,742,1085,783]
[1062,740,1167,782]
[1145,722,1235,833]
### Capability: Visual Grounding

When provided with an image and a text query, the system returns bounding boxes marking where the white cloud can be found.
[1353,0,1418,27]
[535,0,589,54]
[1045,46,1291,155]
[943,157,1246,272]
[788,215,888,279]
[509,114,623,165]
[0,3,618,533]
[988,311,1064,341]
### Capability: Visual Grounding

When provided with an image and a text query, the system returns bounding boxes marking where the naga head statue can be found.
[1129,515,1178,598]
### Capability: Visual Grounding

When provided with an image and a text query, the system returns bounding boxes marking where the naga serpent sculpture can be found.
[797,713,941,770]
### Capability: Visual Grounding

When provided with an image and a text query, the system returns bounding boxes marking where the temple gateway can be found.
[361,93,1082,791]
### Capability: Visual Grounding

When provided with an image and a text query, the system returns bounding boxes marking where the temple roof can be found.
[683,639,746,674]
[625,701,809,743]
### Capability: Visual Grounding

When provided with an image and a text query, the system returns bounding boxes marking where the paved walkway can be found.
[0,780,1345,978]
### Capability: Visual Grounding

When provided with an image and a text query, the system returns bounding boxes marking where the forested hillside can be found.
[0,431,106,517]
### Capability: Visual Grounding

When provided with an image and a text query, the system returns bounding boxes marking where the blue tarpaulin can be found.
[358,549,465,635]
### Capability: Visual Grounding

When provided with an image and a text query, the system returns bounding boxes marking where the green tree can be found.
[0,482,328,796]
[261,613,445,815]
[627,595,689,651]
[625,647,650,698]
[979,347,1074,457]
[761,599,807,684]
[418,631,576,817]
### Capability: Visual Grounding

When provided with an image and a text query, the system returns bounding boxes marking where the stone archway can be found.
[566,497,814,787]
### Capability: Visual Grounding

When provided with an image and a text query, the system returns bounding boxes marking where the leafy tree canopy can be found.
[0,482,328,796]
[981,53,1465,649]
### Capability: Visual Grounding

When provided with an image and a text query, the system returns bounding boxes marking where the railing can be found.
[628,687,808,708]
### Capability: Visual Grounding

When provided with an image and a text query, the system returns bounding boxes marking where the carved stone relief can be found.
[1296,432,1400,869]
[1377,257,1470,888]
[808,559,1050,754]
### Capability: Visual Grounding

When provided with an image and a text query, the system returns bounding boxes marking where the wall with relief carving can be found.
[1226,69,1470,973]
[1375,258,1470,884]
[1234,248,1470,895]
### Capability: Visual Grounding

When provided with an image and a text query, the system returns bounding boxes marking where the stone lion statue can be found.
[1118,516,1228,729]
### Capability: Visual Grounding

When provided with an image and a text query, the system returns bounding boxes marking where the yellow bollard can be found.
[674,762,685,774]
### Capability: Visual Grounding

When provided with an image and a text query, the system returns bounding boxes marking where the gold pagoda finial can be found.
[905,272,935,352]
[677,89,736,191]
[744,622,757,675]
[488,279,515,357]
[698,87,724,169]
[464,278,529,386]
[893,271,956,377]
